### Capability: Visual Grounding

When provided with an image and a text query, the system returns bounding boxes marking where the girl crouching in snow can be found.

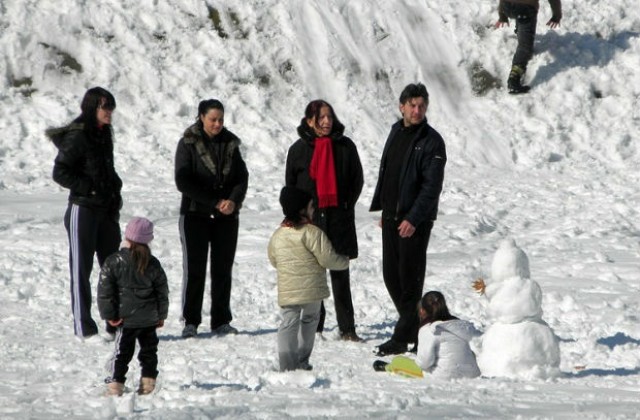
[98,217,169,396]
[374,291,481,379]
[268,186,349,371]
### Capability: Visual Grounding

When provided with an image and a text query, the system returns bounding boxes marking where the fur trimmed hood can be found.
[45,123,84,148]
[182,123,241,146]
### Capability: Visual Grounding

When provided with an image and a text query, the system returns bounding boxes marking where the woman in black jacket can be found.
[47,87,123,339]
[285,100,364,341]
[175,99,249,338]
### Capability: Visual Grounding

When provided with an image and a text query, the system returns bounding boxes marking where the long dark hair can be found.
[75,86,116,135]
[129,242,151,274]
[419,291,457,326]
[303,99,343,135]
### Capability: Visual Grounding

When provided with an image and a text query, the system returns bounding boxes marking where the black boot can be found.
[507,65,530,94]
[375,339,408,356]
[373,360,389,372]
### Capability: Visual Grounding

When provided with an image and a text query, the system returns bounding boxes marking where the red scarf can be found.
[309,137,338,208]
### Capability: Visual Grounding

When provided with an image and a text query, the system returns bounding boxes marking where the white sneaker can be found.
[101,332,116,342]
[82,333,103,344]
[212,324,238,335]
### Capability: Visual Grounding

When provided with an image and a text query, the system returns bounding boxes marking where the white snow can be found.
[1,0,640,418]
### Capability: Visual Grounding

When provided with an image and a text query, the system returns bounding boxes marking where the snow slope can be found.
[1,0,639,418]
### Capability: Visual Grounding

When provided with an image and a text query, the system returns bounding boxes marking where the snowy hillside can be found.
[1,0,640,418]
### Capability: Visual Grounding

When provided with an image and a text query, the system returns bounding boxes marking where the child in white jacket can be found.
[416,291,481,379]
[374,291,481,380]
[268,187,349,371]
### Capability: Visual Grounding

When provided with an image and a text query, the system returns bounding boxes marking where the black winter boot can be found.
[373,360,389,372]
[507,65,531,94]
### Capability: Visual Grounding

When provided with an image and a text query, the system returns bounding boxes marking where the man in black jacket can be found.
[370,83,447,356]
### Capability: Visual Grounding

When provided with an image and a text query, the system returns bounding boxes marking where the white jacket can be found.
[416,319,481,380]
[268,223,349,307]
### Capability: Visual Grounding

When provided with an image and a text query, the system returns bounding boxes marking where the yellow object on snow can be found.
[385,356,424,378]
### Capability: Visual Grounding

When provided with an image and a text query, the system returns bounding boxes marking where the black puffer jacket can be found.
[370,119,446,227]
[98,248,169,328]
[47,123,123,218]
[175,124,249,217]
[285,119,364,259]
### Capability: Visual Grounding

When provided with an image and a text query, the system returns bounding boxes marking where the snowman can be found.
[474,239,560,379]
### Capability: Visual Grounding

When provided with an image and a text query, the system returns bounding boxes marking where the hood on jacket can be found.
[45,123,84,148]
[431,319,481,341]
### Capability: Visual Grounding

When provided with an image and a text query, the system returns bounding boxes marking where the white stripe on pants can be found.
[277,301,321,372]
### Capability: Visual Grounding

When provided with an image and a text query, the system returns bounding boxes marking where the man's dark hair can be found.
[399,83,429,104]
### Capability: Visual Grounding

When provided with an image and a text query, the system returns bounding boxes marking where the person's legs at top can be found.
[504,2,538,93]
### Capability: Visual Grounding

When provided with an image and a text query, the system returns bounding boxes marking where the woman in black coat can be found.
[47,86,123,339]
[285,100,364,341]
[175,99,249,338]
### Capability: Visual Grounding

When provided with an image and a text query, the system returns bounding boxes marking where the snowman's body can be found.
[478,239,560,379]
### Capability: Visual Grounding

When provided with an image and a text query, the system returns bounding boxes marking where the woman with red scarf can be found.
[285,100,364,342]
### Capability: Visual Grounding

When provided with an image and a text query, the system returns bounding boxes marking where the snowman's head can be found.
[491,238,530,282]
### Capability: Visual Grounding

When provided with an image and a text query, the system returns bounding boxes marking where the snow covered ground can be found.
[1,0,639,418]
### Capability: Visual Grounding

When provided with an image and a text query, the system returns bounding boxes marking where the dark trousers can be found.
[108,326,159,383]
[381,219,433,344]
[503,2,538,68]
[316,269,356,334]
[179,213,238,329]
[64,203,121,337]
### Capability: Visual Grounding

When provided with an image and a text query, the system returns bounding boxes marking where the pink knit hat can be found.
[125,217,154,244]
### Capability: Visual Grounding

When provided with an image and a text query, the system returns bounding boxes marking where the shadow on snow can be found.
[568,367,640,378]
[159,328,278,341]
[596,332,640,349]
[531,30,639,87]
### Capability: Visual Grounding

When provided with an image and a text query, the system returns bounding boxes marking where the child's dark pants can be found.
[108,326,159,383]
